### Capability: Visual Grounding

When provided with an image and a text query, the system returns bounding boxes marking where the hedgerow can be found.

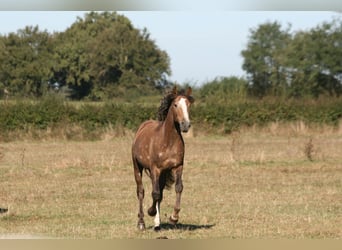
[193,101,342,133]
[0,98,341,139]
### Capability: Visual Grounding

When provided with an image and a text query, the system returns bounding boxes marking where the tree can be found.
[53,12,171,100]
[241,22,291,98]
[283,19,342,98]
[241,19,342,99]
[0,26,54,97]
[309,19,342,97]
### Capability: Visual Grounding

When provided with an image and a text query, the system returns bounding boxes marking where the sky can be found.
[0,11,339,85]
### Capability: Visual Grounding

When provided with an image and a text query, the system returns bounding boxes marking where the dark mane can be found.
[157,89,177,121]
[157,88,193,121]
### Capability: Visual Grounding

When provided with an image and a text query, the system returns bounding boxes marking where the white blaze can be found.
[178,97,189,122]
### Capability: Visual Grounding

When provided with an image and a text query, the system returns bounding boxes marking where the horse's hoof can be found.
[169,216,178,225]
[0,208,8,214]
[154,226,161,231]
[137,222,145,231]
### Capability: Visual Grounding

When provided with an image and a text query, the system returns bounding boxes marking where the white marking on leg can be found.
[154,202,160,228]
[171,214,178,221]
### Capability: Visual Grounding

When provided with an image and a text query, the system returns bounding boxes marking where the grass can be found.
[0,128,341,239]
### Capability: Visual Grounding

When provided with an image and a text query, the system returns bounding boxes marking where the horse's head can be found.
[171,87,195,133]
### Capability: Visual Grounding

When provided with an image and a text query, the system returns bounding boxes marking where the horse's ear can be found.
[186,87,192,96]
[172,85,178,96]
[186,87,195,103]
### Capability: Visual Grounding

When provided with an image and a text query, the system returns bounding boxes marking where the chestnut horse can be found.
[132,87,194,230]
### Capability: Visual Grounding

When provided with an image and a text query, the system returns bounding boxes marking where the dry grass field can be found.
[0,125,341,239]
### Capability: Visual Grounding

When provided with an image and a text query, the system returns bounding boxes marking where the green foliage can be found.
[1,98,341,139]
[0,12,171,100]
[241,21,291,98]
[0,99,157,138]
[0,26,54,97]
[0,97,69,131]
[283,20,342,98]
[193,100,342,134]
[53,12,171,100]
[1,13,341,102]
[70,102,156,131]
[241,18,342,99]
[199,77,248,104]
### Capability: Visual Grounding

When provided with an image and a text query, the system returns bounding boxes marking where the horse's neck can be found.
[162,109,182,145]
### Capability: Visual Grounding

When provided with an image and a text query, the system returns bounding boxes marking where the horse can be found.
[131,86,194,231]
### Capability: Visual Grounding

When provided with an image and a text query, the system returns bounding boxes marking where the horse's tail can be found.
[144,168,175,190]
[144,168,151,178]
[161,169,175,190]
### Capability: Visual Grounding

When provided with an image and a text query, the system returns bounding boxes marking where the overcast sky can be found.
[0,11,339,85]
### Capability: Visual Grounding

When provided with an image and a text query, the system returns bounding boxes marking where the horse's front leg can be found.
[148,168,162,231]
[170,165,183,224]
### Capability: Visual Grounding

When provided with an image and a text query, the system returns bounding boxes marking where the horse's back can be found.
[134,120,160,139]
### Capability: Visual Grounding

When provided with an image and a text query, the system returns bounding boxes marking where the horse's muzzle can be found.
[180,120,191,133]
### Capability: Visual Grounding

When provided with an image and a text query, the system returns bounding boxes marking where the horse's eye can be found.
[174,104,177,108]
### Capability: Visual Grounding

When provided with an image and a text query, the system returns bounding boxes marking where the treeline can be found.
[1,97,341,140]
[1,12,342,140]
[241,19,342,99]
[0,12,341,101]
[0,12,170,100]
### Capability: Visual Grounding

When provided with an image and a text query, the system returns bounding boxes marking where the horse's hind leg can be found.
[170,165,183,224]
[133,158,145,230]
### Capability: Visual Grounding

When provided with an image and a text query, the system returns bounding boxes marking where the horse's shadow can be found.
[147,222,215,231]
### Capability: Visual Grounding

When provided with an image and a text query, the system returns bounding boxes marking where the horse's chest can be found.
[158,150,183,168]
